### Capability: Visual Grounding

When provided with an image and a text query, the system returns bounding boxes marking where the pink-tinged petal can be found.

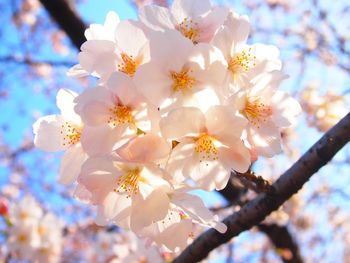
[271,91,302,127]
[67,64,89,78]
[205,105,247,139]
[117,134,171,163]
[247,44,282,77]
[85,11,120,41]
[148,30,193,67]
[33,115,68,152]
[80,125,127,156]
[247,121,282,157]
[59,144,87,185]
[102,191,132,225]
[74,86,114,126]
[250,71,287,97]
[165,140,196,183]
[79,40,118,79]
[115,20,148,56]
[189,43,227,86]
[218,141,251,173]
[73,184,92,203]
[131,188,170,232]
[155,219,192,251]
[78,157,120,203]
[196,6,229,43]
[139,5,176,31]
[172,193,227,233]
[160,107,204,140]
[106,72,140,106]
[190,159,230,191]
[171,0,211,21]
[212,12,250,58]
[134,62,173,107]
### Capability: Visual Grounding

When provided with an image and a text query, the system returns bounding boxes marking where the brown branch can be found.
[218,174,303,262]
[0,55,75,67]
[38,0,87,49]
[174,112,350,263]
[258,224,302,263]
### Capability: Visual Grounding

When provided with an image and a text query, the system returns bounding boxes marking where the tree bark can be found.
[38,0,86,49]
[258,224,302,263]
[174,112,350,263]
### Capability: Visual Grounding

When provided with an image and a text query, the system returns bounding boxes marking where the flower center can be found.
[242,97,272,128]
[228,48,256,75]
[195,134,218,161]
[114,167,142,197]
[170,68,196,92]
[108,105,134,126]
[18,233,28,243]
[176,18,200,44]
[61,122,81,146]
[117,53,140,77]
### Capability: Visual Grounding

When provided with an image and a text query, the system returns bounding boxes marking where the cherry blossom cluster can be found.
[33,0,301,252]
[1,196,63,263]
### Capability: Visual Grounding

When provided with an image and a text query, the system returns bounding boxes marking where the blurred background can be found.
[0,0,349,262]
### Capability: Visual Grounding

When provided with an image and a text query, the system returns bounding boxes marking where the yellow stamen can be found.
[228,48,256,75]
[242,97,272,128]
[60,122,81,146]
[195,134,218,162]
[18,233,28,243]
[170,68,196,92]
[114,167,142,197]
[108,105,134,126]
[117,53,140,77]
[176,18,201,44]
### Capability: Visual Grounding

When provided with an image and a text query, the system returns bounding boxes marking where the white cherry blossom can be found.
[227,71,302,157]
[161,106,251,190]
[134,30,227,113]
[33,89,87,185]
[212,11,282,94]
[140,0,229,44]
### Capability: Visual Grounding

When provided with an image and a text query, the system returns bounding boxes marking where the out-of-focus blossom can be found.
[301,85,348,132]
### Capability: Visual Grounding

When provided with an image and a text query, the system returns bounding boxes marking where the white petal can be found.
[79,40,118,79]
[67,64,89,78]
[106,72,140,105]
[33,115,67,152]
[155,219,192,252]
[74,86,114,126]
[160,107,204,140]
[173,193,227,233]
[139,5,176,31]
[117,134,170,163]
[103,192,132,224]
[218,141,251,173]
[134,63,173,107]
[205,105,247,140]
[131,188,170,232]
[56,88,81,124]
[80,125,128,157]
[171,0,211,22]
[271,91,302,127]
[78,157,120,203]
[148,30,193,67]
[212,12,250,58]
[115,20,148,56]
[247,122,282,157]
[59,144,87,185]
[196,6,229,43]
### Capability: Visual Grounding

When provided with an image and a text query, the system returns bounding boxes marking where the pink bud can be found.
[0,197,9,216]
